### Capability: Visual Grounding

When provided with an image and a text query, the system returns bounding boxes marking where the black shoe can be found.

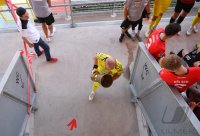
[119,34,125,43]
[135,34,142,42]
[169,51,175,54]
[177,49,184,58]
[125,31,132,38]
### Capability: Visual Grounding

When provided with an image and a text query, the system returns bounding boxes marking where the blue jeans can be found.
[33,38,51,61]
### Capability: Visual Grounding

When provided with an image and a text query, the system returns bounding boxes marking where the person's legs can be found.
[177,49,195,67]
[33,42,42,56]
[119,18,131,42]
[132,21,138,37]
[135,18,143,41]
[153,13,162,28]
[89,82,100,101]
[149,16,157,29]
[48,24,53,34]
[187,87,200,103]
[46,13,56,36]
[192,10,200,27]
[170,0,181,23]
[177,2,194,24]
[37,38,51,61]
[41,23,49,38]
[145,0,160,37]
[193,10,200,33]
[154,0,171,26]
[137,17,143,33]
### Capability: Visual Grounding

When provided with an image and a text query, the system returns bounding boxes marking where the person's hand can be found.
[90,69,99,81]
[28,43,34,48]
[91,69,98,75]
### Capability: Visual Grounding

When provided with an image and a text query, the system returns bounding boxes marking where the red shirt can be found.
[160,67,200,93]
[145,28,165,61]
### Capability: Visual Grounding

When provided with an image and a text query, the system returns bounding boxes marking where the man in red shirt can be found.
[145,23,181,61]
[159,54,200,102]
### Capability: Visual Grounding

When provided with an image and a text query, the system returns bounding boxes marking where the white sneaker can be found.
[145,30,150,38]
[194,24,198,33]
[89,91,95,101]
[46,37,51,42]
[50,27,56,37]
[177,31,181,36]
[132,30,136,37]
[186,27,193,36]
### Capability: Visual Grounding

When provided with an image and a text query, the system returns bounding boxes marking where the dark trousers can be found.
[132,17,143,31]
[33,38,51,61]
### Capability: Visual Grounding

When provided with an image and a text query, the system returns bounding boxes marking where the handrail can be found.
[0,1,124,12]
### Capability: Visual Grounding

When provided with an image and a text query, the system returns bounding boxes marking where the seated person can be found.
[177,43,200,67]
[145,23,181,61]
[159,54,200,102]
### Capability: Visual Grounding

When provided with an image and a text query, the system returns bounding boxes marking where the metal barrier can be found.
[0,51,36,136]
[130,43,200,136]
[0,0,180,29]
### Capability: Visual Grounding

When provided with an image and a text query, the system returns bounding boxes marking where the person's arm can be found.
[145,1,151,19]
[112,62,123,80]
[47,0,52,7]
[124,3,128,19]
[22,37,34,48]
[91,55,98,75]
[112,74,121,80]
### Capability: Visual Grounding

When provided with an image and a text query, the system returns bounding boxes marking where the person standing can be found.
[187,8,200,35]
[145,0,172,38]
[169,0,195,35]
[31,0,56,42]
[89,53,123,101]
[16,7,57,63]
[119,0,149,42]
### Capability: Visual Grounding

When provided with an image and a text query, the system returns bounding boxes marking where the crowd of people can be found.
[119,0,200,120]
[15,0,200,120]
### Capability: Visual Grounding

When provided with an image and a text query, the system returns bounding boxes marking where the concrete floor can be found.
[0,19,200,136]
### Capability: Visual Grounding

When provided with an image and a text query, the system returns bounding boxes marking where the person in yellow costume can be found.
[187,8,200,36]
[145,0,172,38]
[89,53,123,101]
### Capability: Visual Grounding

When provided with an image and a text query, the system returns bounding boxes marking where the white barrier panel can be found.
[0,51,36,136]
[130,43,200,136]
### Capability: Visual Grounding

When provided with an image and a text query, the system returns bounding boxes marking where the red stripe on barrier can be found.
[5,0,18,23]
[22,41,36,115]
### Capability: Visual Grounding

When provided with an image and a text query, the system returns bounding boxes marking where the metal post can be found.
[69,0,75,28]
[111,0,117,17]
[64,0,71,21]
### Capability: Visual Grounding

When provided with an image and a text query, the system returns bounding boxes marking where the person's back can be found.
[146,28,165,61]
[160,67,200,92]
[145,23,181,61]
[159,54,200,92]
[126,0,148,21]
[31,0,51,18]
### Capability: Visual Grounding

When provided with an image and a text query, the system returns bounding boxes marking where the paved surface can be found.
[0,18,200,136]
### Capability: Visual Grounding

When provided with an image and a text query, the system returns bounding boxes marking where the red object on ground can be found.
[67,118,77,131]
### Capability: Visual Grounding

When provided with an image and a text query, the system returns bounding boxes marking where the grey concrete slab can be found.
[0,19,200,136]
[31,25,139,136]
